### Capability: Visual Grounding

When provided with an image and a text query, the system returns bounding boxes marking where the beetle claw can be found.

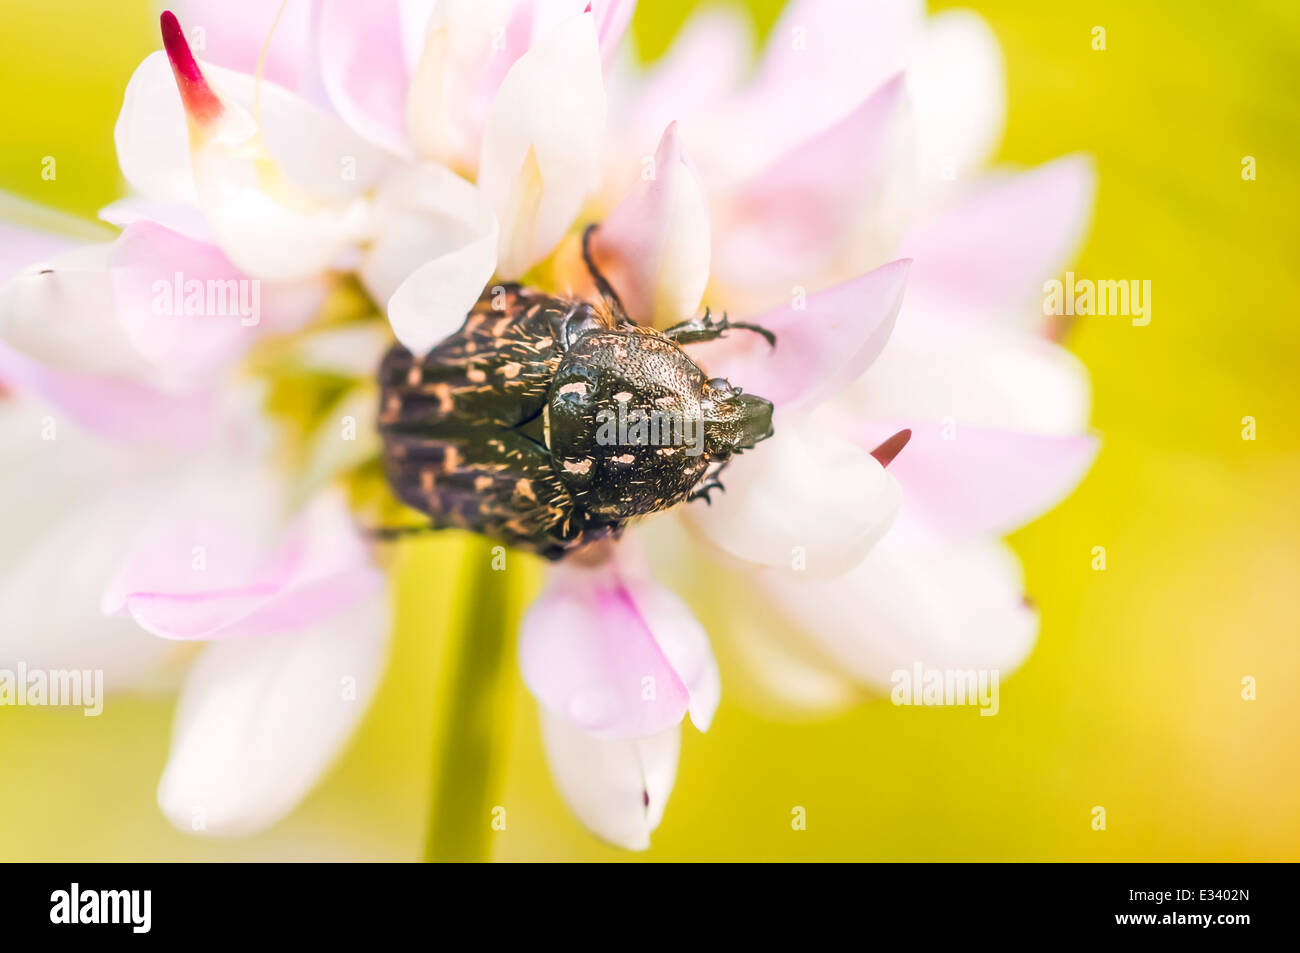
[689,468,728,505]
[665,309,777,348]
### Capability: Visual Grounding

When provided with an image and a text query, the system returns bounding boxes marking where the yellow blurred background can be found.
[1,0,1296,860]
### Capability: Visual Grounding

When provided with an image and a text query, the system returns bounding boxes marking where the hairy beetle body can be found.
[378,244,775,560]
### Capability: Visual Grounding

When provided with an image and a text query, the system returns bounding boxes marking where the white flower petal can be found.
[0,192,115,278]
[156,590,389,836]
[685,413,900,576]
[0,397,213,688]
[762,531,1038,693]
[377,165,499,357]
[844,310,1092,436]
[360,161,497,307]
[407,0,517,166]
[117,21,394,281]
[539,708,679,851]
[1,222,326,393]
[0,243,148,379]
[115,51,200,206]
[906,9,1005,201]
[296,383,384,500]
[98,196,212,243]
[477,10,606,277]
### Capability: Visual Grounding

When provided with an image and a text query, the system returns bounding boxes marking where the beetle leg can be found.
[581,223,629,318]
[664,308,777,348]
[560,303,608,349]
[365,523,438,542]
[687,459,731,505]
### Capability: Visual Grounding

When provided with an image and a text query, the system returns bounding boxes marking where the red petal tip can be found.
[869,428,911,468]
[160,10,222,127]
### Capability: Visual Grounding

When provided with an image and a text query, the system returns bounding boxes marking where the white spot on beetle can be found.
[559,382,588,397]
[563,458,593,475]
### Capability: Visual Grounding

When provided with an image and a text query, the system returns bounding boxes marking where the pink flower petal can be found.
[611,6,751,184]
[713,75,914,290]
[591,0,635,64]
[689,260,910,411]
[123,571,382,641]
[318,0,415,154]
[0,344,215,446]
[626,564,720,732]
[901,155,1096,318]
[161,0,315,91]
[520,553,717,739]
[590,121,711,326]
[707,0,923,182]
[853,419,1099,539]
[108,221,277,388]
[0,394,205,687]
[106,489,382,641]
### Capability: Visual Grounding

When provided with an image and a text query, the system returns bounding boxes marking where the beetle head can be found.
[702,377,773,456]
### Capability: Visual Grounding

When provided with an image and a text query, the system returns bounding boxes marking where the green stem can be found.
[424,537,515,862]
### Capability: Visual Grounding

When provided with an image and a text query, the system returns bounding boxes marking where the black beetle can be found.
[376,225,775,560]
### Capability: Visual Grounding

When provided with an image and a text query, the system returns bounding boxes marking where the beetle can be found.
[376,225,776,560]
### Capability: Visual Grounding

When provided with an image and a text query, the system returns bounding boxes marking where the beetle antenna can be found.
[581,223,628,317]
[364,523,438,542]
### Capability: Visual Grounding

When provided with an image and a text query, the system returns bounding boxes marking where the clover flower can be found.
[0,0,1096,853]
